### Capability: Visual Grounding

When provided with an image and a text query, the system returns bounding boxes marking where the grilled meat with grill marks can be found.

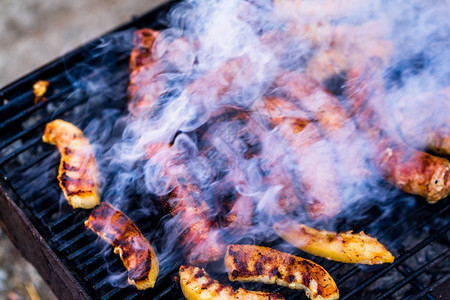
[213,181,254,234]
[42,119,100,209]
[255,96,342,218]
[127,28,166,117]
[225,245,339,300]
[345,62,450,203]
[392,87,450,155]
[129,28,160,73]
[164,182,225,264]
[150,142,225,265]
[128,29,194,118]
[196,109,262,231]
[273,0,365,20]
[85,202,159,290]
[275,72,369,184]
[273,220,394,264]
[179,265,284,300]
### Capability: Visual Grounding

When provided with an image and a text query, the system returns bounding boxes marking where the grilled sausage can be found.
[275,72,370,184]
[306,39,394,84]
[184,55,273,114]
[129,28,160,73]
[214,181,254,234]
[127,29,167,118]
[197,109,262,230]
[273,220,394,264]
[85,202,159,289]
[42,119,100,209]
[392,87,450,155]
[164,182,225,265]
[345,61,450,203]
[273,0,366,20]
[179,265,284,300]
[225,245,339,300]
[128,29,193,118]
[148,141,226,265]
[255,97,342,218]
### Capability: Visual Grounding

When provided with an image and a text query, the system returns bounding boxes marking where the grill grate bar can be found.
[92,262,127,288]
[6,151,54,181]
[0,91,34,115]
[327,262,343,273]
[85,266,107,282]
[152,285,178,300]
[53,223,89,250]
[0,85,72,132]
[336,201,448,284]
[0,36,132,120]
[78,255,103,271]
[0,68,128,165]
[376,201,441,242]
[394,265,426,292]
[57,233,92,254]
[93,277,117,292]
[0,137,41,167]
[48,210,78,230]
[67,243,99,261]
[0,97,86,151]
[341,221,450,299]
[410,275,449,300]
[335,267,359,285]
[34,201,59,220]
[122,293,140,300]
[376,250,448,299]
[15,161,59,195]
[101,288,123,300]
[325,198,448,281]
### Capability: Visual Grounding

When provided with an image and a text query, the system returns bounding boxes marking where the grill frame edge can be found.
[0,176,91,300]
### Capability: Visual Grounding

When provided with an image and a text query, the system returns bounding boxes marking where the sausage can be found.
[275,72,370,185]
[345,61,450,203]
[391,87,450,155]
[254,97,342,218]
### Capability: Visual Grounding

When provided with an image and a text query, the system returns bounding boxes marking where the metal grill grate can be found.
[0,1,449,299]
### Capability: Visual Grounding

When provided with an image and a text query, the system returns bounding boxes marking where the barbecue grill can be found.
[0,1,449,299]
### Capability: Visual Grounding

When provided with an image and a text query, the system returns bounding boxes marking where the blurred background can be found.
[0,1,166,299]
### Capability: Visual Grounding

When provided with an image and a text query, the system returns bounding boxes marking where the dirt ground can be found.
[0,1,166,299]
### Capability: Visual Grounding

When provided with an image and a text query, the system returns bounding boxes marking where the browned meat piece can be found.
[213,180,254,234]
[392,87,450,155]
[127,29,166,117]
[225,244,339,300]
[185,55,271,112]
[163,182,225,265]
[129,28,160,73]
[254,97,342,218]
[345,61,450,203]
[179,265,284,300]
[306,39,394,84]
[220,193,254,232]
[196,109,263,229]
[148,143,225,265]
[85,202,159,290]
[128,29,194,118]
[42,120,100,209]
[275,72,370,184]
[273,0,366,20]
